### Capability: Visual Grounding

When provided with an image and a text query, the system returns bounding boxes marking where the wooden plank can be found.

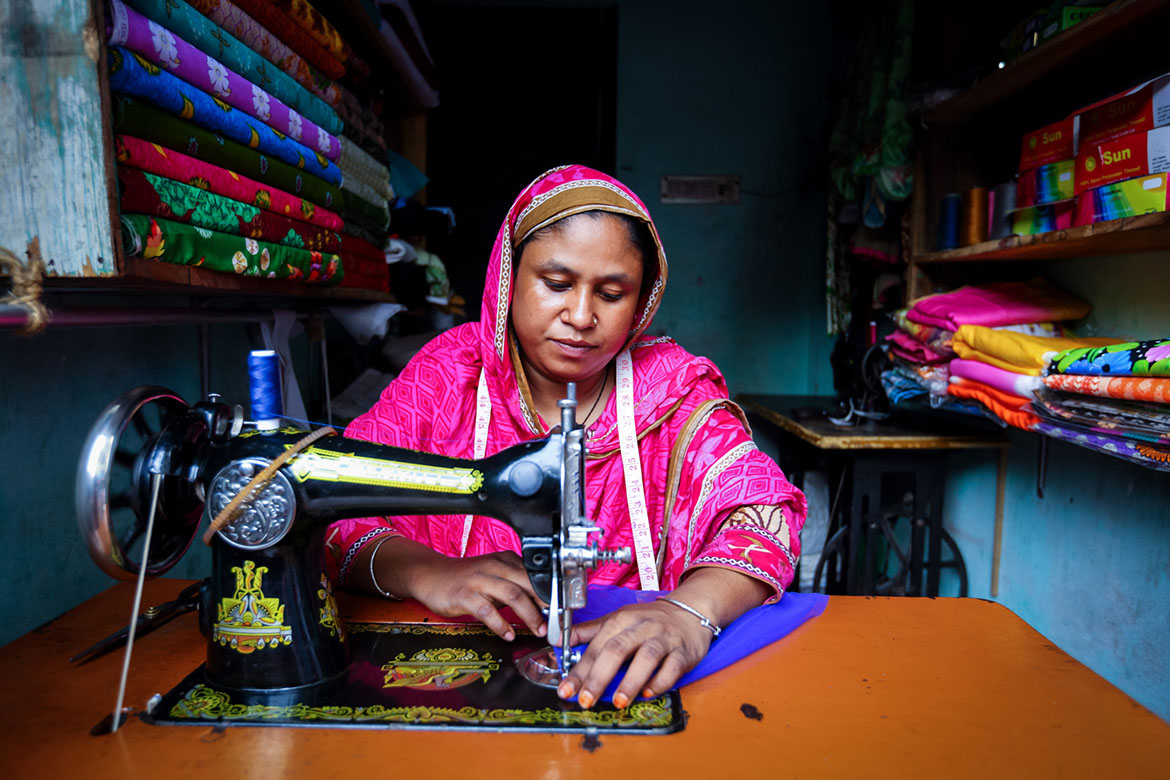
[46,257,396,301]
[738,395,1009,451]
[0,0,116,277]
[915,211,1170,264]
[925,0,1170,126]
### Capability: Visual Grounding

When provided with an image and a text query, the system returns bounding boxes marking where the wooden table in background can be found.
[3,579,1167,778]
[738,395,1010,596]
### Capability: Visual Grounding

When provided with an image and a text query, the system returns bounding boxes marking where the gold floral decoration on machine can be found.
[213,560,292,653]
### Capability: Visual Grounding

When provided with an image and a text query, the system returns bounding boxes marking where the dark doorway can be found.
[423,2,617,309]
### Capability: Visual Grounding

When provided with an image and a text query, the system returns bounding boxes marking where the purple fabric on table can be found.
[107,0,341,161]
[555,584,828,703]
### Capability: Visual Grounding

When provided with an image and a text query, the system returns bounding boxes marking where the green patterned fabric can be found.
[111,96,343,211]
[121,214,343,284]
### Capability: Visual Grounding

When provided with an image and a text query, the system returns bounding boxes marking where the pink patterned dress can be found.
[326,165,806,603]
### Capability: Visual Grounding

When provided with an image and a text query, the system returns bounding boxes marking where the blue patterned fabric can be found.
[107,46,342,186]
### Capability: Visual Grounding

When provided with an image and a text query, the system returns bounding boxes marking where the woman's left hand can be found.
[556,600,713,710]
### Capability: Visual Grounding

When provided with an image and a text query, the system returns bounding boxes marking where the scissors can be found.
[70,580,205,664]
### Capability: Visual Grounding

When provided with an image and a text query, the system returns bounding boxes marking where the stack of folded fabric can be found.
[881,278,1080,417]
[1032,339,1170,471]
[105,0,398,293]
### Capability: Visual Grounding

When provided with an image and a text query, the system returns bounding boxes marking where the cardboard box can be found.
[1012,202,1074,235]
[1041,5,1102,42]
[1020,116,1078,171]
[1016,159,1075,208]
[1078,73,1170,148]
[1075,126,1170,194]
[1073,173,1168,225]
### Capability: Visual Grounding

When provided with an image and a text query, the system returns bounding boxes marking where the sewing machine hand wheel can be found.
[76,386,205,580]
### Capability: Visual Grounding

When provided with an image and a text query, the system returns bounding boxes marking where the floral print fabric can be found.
[272,0,351,63]
[121,214,342,284]
[1049,339,1170,377]
[1032,422,1170,473]
[111,96,342,211]
[119,0,340,135]
[108,46,342,186]
[338,135,392,200]
[1043,374,1170,404]
[118,166,343,252]
[223,0,346,78]
[187,0,343,105]
[108,0,340,161]
[115,134,343,231]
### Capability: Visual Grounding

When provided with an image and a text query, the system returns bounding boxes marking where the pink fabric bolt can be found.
[108,0,341,161]
[324,165,807,602]
[885,329,950,363]
[116,134,344,231]
[949,358,1043,398]
[907,279,1091,331]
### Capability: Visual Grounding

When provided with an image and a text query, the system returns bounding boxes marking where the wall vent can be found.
[660,175,740,205]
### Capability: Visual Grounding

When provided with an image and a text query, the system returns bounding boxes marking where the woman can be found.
[326,165,806,709]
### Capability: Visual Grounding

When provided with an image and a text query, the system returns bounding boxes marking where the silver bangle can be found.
[657,596,721,638]
[368,535,399,599]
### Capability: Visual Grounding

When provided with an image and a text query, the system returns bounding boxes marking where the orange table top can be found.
[4,579,1167,778]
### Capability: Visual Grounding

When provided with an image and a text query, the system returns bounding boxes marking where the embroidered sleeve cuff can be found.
[688,522,796,604]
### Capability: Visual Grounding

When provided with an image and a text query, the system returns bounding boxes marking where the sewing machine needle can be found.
[110,472,162,733]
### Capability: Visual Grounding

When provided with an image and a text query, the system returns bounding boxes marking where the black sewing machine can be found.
[74,386,684,733]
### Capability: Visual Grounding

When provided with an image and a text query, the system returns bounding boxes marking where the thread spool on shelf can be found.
[988,181,1017,240]
[961,186,989,246]
[248,349,283,430]
[937,192,961,250]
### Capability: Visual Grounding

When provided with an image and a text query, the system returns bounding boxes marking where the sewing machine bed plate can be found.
[146,622,685,734]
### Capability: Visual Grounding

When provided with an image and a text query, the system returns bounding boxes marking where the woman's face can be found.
[511,213,646,387]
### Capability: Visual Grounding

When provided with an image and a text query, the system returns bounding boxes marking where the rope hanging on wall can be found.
[0,238,48,334]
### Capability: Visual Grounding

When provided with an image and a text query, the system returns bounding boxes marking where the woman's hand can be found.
[557,566,771,709]
[360,537,547,641]
[557,600,713,709]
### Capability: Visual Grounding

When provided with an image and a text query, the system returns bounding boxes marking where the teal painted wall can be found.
[0,323,255,645]
[614,0,835,397]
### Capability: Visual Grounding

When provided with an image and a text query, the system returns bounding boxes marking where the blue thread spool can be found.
[248,350,283,431]
[937,193,961,250]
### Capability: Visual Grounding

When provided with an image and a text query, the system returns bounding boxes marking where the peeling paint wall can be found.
[0,0,116,277]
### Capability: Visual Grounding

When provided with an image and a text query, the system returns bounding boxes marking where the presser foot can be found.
[516,646,581,689]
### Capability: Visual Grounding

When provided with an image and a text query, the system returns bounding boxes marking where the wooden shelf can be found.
[914,211,1170,264]
[45,257,394,302]
[924,0,1170,126]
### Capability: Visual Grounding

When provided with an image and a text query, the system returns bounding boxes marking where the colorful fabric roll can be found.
[108,47,342,186]
[115,134,343,231]
[111,96,342,210]
[122,214,343,283]
[907,279,1091,331]
[1032,422,1170,473]
[341,177,390,226]
[340,233,388,264]
[274,0,351,63]
[108,1,340,161]
[1049,339,1170,377]
[227,0,346,78]
[118,166,343,252]
[118,0,340,135]
[949,358,1043,398]
[187,0,342,106]
[952,325,1119,376]
[339,135,392,200]
[1043,374,1170,404]
[946,378,1040,431]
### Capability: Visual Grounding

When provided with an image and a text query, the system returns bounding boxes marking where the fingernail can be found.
[537,623,547,637]
[578,690,595,709]
[642,687,654,698]
[558,681,574,698]
[613,692,629,709]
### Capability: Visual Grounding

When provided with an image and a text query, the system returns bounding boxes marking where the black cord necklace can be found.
[580,363,610,428]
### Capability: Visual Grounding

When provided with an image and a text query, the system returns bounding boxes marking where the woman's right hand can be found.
[365,538,547,642]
